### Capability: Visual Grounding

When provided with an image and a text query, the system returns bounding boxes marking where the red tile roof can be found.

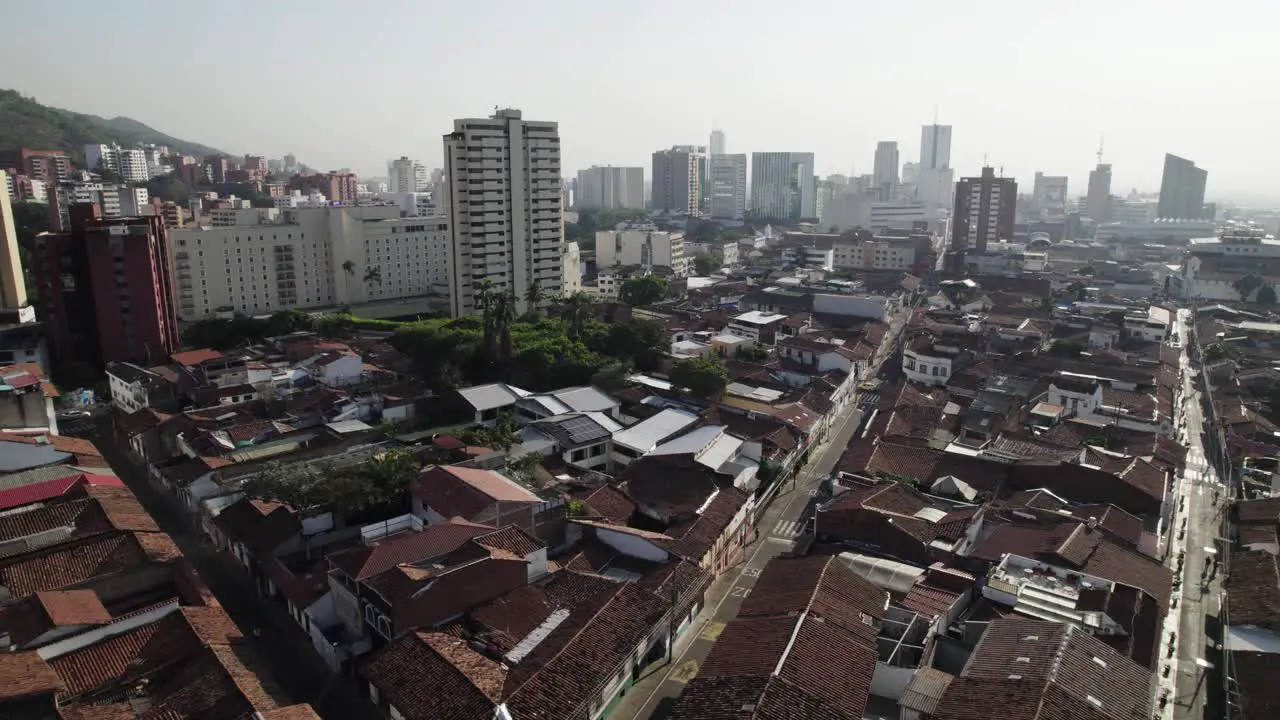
[0,651,62,701]
[578,484,636,522]
[215,498,301,555]
[328,520,493,581]
[934,619,1152,720]
[666,487,749,562]
[361,631,506,720]
[468,570,623,654]
[1226,550,1280,631]
[35,590,111,627]
[411,465,539,520]
[0,472,121,511]
[170,348,224,367]
[0,531,181,597]
[473,525,545,557]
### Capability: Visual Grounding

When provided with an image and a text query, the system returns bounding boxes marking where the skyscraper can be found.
[873,142,900,201]
[710,129,726,157]
[651,146,707,215]
[387,156,428,194]
[443,108,563,316]
[1086,163,1113,223]
[709,154,748,221]
[952,167,1016,255]
[750,152,816,221]
[1032,172,1068,216]
[575,166,645,210]
[1157,154,1208,220]
[919,124,952,170]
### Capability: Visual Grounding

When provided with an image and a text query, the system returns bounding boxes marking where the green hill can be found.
[0,89,227,164]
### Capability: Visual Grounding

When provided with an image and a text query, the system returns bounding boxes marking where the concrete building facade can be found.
[952,166,1016,255]
[594,230,686,276]
[651,146,706,215]
[575,166,644,210]
[709,154,748,221]
[873,141,900,200]
[750,152,815,221]
[1157,153,1208,220]
[444,108,564,316]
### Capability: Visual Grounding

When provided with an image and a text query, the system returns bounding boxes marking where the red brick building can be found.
[288,171,358,204]
[30,204,180,375]
[0,148,72,185]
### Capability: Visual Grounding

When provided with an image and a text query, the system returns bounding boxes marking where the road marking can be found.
[669,660,699,684]
[700,622,725,642]
[742,567,762,578]
[729,586,752,598]
[772,520,805,538]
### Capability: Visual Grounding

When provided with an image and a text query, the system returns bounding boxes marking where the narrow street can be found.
[89,418,380,720]
[615,302,913,720]
[1163,308,1228,720]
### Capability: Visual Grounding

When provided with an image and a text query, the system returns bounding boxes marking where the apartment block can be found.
[31,206,180,372]
[709,154,747,220]
[289,171,358,204]
[750,152,816,221]
[0,148,72,185]
[952,166,1017,254]
[595,228,686,275]
[168,205,451,320]
[575,165,644,210]
[832,237,919,271]
[444,108,564,316]
[651,146,706,215]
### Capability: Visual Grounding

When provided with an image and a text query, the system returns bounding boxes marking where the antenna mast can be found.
[1096,136,1105,165]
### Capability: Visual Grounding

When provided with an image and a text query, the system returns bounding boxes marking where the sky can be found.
[3,0,1276,203]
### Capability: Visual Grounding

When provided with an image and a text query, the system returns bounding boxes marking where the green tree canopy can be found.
[619,276,668,306]
[693,254,717,276]
[1234,274,1264,302]
[1258,285,1278,305]
[670,355,729,399]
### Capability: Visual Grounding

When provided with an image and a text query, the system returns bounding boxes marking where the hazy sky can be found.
[3,0,1275,202]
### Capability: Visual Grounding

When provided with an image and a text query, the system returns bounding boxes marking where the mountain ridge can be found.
[0,89,228,165]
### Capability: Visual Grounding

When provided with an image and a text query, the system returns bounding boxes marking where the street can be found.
[1161,308,1228,720]
[614,303,912,719]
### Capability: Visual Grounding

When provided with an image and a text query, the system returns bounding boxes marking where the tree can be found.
[363,266,383,286]
[559,292,594,341]
[315,313,354,339]
[504,452,545,485]
[1234,274,1263,302]
[263,309,314,336]
[593,318,667,371]
[1078,266,1095,276]
[619,276,667,306]
[693,254,716,276]
[591,359,633,390]
[524,279,546,310]
[1258,285,1278,305]
[240,461,332,511]
[341,259,356,299]
[350,450,419,507]
[1049,340,1085,357]
[471,413,521,452]
[737,343,769,362]
[491,292,519,365]
[670,355,729,399]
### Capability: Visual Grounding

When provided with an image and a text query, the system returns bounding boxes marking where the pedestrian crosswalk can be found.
[771,519,807,539]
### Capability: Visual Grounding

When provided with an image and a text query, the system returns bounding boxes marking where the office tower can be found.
[575,166,645,210]
[1086,163,1113,223]
[1032,172,1068,215]
[750,152,816,221]
[709,154,748,221]
[873,142,900,200]
[388,156,418,194]
[443,108,563,316]
[1157,153,1208,220]
[902,162,920,185]
[952,166,1016,254]
[30,205,179,372]
[710,129,726,156]
[651,146,707,215]
[919,124,952,170]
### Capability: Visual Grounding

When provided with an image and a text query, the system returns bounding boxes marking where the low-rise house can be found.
[0,364,59,435]
[411,465,545,532]
[106,361,179,413]
[725,310,789,345]
[457,383,531,426]
[610,407,700,467]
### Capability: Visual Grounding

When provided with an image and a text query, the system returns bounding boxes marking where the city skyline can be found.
[2,1,1274,201]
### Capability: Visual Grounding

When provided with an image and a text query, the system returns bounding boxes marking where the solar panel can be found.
[558,416,610,445]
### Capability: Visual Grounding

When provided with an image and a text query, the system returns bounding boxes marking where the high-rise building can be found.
[1157,153,1208,220]
[84,144,149,183]
[952,166,1016,255]
[1086,163,1113,223]
[289,171,358,204]
[0,149,72,185]
[0,171,44,370]
[750,152,816,221]
[919,124,952,170]
[710,129,726,156]
[873,142,900,201]
[30,205,179,372]
[651,146,707,215]
[1032,172,1068,215]
[574,166,645,210]
[902,162,920,186]
[443,108,563,316]
[388,156,429,194]
[709,154,748,221]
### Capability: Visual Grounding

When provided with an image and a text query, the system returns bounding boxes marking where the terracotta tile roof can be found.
[1226,550,1280,631]
[0,531,180,597]
[505,582,669,718]
[741,555,887,630]
[0,472,122,511]
[411,465,539,520]
[469,570,624,654]
[901,582,963,619]
[0,651,62,701]
[170,348,224,367]
[666,487,749,562]
[215,498,301,555]
[261,558,330,610]
[85,485,161,533]
[35,589,112,627]
[362,631,506,720]
[473,525,546,557]
[259,705,323,720]
[623,454,722,520]
[0,497,109,549]
[934,619,1152,720]
[328,520,493,581]
[578,484,636,522]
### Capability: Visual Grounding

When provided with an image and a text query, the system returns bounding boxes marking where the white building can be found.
[118,187,150,217]
[563,242,581,295]
[387,156,428,194]
[833,238,917,271]
[444,108,564,316]
[376,192,436,218]
[651,146,706,215]
[594,229,686,276]
[920,124,952,171]
[210,207,280,227]
[725,311,788,344]
[84,144,149,183]
[168,205,451,320]
[575,166,644,210]
[869,202,927,231]
[709,154,748,221]
[273,190,329,210]
[872,141,900,199]
[903,336,962,386]
[751,152,816,221]
[1181,231,1280,301]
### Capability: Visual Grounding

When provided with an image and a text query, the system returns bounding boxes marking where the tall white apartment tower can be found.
[443,109,563,317]
[389,157,431,194]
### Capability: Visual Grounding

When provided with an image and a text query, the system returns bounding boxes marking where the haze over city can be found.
[2,0,1276,201]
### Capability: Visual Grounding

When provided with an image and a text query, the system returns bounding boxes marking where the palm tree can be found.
[475,280,497,363]
[341,260,356,302]
[492,292,519,364]
[363,266,383,285]
[524,279,546,313]
[560,292,593,341]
